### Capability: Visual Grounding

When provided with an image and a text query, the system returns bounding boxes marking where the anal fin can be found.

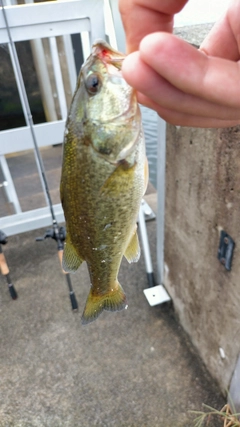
[124,225,141,263]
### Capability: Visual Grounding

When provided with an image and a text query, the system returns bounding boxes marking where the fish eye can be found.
[85,73,101,94]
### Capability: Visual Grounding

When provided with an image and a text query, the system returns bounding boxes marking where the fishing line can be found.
[1,0,78,310]
[1,0,54,217]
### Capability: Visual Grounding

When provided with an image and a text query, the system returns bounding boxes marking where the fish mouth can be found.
[92,39,125,70]
[84,40,137,125]
[85,40,141,163]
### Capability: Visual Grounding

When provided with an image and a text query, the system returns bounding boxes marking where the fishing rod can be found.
[1,0,78,310]
[0,230,18,299]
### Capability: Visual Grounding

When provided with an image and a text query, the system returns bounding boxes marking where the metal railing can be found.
[0,0,106,236]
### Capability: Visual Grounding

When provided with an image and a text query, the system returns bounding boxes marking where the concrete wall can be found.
[163,122,240,392]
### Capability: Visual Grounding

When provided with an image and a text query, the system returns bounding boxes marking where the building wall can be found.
[163,124,240,392]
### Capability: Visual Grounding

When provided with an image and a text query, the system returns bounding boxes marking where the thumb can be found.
[139,32,240,108]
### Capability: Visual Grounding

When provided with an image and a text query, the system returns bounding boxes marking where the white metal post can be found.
[157,118,166,284]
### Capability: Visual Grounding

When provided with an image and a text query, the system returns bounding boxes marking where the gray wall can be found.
[163,123,240,392]
[160,24,240,395]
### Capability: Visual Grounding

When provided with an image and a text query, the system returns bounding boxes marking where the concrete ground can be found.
[0,148,225,426]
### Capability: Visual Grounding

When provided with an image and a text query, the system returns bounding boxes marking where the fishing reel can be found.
[36,225,66,247]
[0,230,8,245]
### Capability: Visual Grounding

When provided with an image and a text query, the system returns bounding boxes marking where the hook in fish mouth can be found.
[106,57,125,67]
[105,57,125,62]
[91,40,125,68]
[96,53,125,70]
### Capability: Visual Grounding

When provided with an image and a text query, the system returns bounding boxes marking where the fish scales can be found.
[64,137,144,280]
[60,40,148,324]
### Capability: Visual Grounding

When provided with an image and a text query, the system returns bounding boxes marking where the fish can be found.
[60,40,148,324]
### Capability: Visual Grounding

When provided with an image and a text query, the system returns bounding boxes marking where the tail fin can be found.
[81,282,127,325]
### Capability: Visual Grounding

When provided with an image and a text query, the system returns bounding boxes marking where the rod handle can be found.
[59,250,78,311]
[0,252,9,275]
[58,249,67,274]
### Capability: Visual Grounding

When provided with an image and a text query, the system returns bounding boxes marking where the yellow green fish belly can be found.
[61,128,146,324]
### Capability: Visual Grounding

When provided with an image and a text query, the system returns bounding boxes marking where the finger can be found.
[139,32,240,108]
[128,0,188,14]
[119,0,188,53]
[200,13,239,60]
[119,5,173,53]
[137,93,240,128]
[122,52,240,121]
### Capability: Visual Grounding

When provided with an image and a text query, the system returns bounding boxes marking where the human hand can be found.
[120,0,240,128]
[119,0,188,53]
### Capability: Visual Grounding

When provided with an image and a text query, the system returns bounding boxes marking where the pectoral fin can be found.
[62,234,83,273]
[124,225,141,263]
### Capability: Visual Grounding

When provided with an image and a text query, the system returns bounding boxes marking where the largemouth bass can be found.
[60,40,148,324]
